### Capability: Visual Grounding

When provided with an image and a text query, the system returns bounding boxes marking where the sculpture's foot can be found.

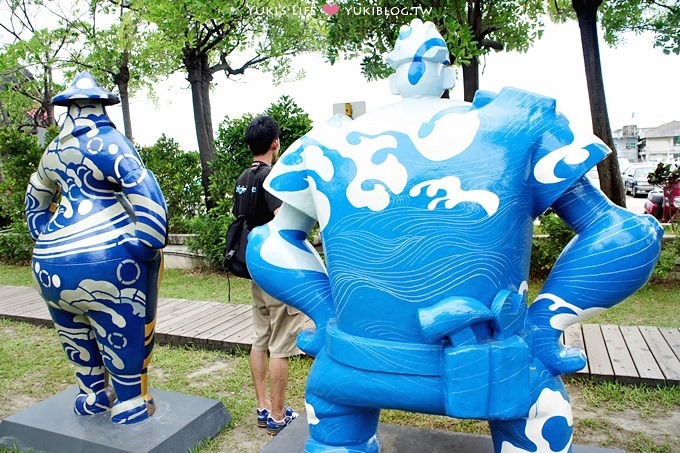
[73,385,115,415]
[144,393,157,417]
[110,396,154,424]
[305,435,380,453]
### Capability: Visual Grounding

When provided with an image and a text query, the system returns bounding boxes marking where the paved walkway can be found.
[1,285,678,385]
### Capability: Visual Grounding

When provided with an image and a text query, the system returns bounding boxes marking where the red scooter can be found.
[644,183,680,222]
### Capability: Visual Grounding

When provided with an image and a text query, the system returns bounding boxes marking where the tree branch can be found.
[648,0,678,14]
[210,53,270,76]
[480,38,504,51]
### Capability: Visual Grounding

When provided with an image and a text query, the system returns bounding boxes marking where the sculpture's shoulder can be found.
[472,88,558,118]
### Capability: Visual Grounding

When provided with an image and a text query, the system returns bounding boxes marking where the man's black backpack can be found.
[223,164,262,279]
[223,214,251,278]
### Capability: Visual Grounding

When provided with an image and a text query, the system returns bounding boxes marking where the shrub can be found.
[0,127,57,264]
[530,211,575,279]
[189,95,313,269]
[138,135,204,233]
[0,222,34,264]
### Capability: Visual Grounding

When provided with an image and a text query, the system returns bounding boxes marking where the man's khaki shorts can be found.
[251,281,305,358]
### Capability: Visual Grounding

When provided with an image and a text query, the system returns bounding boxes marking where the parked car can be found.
[644,183,680,222]
[623,164,656,197]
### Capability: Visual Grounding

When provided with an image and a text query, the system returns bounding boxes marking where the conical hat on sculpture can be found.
[52,71,120,106]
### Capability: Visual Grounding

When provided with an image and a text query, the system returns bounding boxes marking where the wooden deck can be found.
[1,284,678,385]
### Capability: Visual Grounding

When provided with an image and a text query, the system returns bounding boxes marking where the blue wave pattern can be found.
[25,98,167,425]
[268,88,607,342]
[252,86,663,452]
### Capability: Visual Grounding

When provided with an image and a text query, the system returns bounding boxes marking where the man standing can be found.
[234,115,304,435]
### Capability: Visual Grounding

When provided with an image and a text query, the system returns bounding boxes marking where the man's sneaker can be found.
[266,406,298,435]
[258,406,296,428]
[257,408,270,428]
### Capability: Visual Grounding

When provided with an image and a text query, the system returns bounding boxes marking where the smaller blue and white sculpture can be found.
[25,72,168,424]
[247,19,664,452]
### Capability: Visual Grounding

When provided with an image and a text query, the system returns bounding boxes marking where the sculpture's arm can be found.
[25,164,59,240]
[112,144,168,255]
[528,177,663,375]
[247,203,334,356]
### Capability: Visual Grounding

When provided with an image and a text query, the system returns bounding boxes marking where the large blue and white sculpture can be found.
[247,19,663,452]
[25,72,168,425]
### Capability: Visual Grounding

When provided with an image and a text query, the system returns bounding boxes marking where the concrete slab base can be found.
[0,386,230,453]
[261,413,623,453]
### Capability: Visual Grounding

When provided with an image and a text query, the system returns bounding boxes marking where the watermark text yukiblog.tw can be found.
[245,3,433,17]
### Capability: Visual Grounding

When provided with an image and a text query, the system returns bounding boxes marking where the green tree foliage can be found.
[138,135,204,233]
[323,0,546,101]
[60,0,174,141]
[189,95,313,268]
[600,0,680,55]
[138,0,326,210]
[0,0,76,129]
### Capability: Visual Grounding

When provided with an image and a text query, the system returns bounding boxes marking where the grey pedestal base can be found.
[261,413,623,453]
[0,386,231,453]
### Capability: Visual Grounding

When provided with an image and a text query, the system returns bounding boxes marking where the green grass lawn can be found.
[0,317,678,453]
[1,262,678,452]
[0,264,253,304]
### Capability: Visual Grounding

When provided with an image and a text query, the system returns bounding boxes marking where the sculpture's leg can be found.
[302,349,381,452]
[305,392,380,453]
[48,307,114,415]
[140,253,162,413]
[489,372,573,453]
[84,305,148,424]
[87,256,161,425]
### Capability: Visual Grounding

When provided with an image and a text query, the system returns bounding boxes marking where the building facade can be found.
[613,120,680,163]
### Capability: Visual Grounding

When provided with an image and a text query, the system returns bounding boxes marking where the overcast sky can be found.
[99,20,679,151]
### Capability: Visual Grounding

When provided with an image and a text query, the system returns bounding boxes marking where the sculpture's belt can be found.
[325,320,442,376]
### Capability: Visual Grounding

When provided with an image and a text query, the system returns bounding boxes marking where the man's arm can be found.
[246,202,334,356]
[528,177,663,375]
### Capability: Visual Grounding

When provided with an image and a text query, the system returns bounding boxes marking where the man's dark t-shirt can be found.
[233,162,282,228]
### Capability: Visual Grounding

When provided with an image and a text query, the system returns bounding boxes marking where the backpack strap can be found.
[239,162,265,224]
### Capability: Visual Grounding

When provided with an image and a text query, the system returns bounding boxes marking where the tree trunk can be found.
[200,59,214,142]
[117,52,134,141]
[43,63,56,127]
[462,0,482,103]
[573,0,626,207]
[119,81,133,141]
[185,52,216,211]
[461,58,480,102]
[0,99,9,126]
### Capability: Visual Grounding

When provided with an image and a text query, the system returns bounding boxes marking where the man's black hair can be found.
[245,115,280,156]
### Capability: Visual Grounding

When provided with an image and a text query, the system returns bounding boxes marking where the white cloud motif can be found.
[533,134,603,184]
[301,145,334,182]
[500,388,572,453]
[535,293,605,330]
[409,176,499,216]
[344,134,408,211]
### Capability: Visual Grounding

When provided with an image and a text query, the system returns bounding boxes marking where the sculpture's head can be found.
[386,19,455,99]
[52,71,120,107]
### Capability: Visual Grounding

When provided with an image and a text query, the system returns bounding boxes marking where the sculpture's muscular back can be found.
[266,90,608,342]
